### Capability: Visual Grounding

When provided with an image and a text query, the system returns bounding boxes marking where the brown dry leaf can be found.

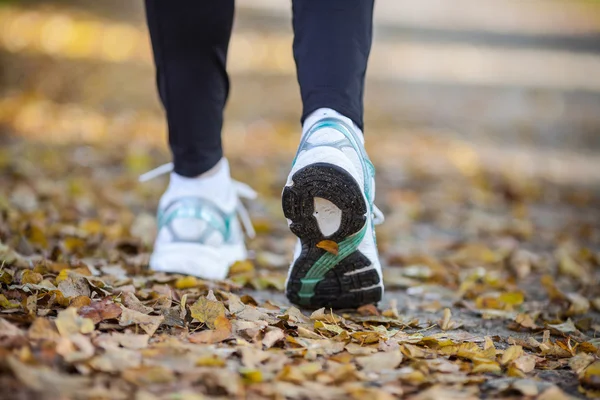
[7,356,91,397]
[69,295,91,308]
[557,248,587,280]
[122,366,176,386]
[122,292,153,314]
[310,307,341,324]
[57,275,91,299]
[89,348,142,372]
[55,307,95,337]
[28,317,60,340]
[569,352,594,375]
[0,318,24,337]
[357,304,380,316]
[78,298,122,323]
[119,306,164,336]
[512,355,536,373]
[439,308,462,331]
[537,385,574,400]
[95,332,150,350]
[189,294,227,329]
[56,333,95,363]
[316,240,339,255]
[262,327,285,348]
[566,293,590,316]
[514,313,539,330]
[356,350,403,372]
[21,269,43,285]
[189,315,232,344]
[547,319,578,335]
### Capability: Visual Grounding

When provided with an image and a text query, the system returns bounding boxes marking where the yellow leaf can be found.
[500,345,523,365]
[472,361,501,374]
[63,237,86,254]
[314,320,345,336]
[0,294,20,309]
[55,269,70,283]
[240,368,262,383]
[55,307,95,336]
[499,291,524,306]
[174,276,199,289]
[196,354,226,367]
[316,240,339,255]
[228,260,255,277]
[583,361,600,385]
[189,296,226,329]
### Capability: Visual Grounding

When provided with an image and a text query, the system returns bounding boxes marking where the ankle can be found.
[163,158,237,210]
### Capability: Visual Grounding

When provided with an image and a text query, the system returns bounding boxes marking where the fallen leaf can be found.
[316,240,339,255]
[189,295,227,329]
[69,295,91,308]
[89,348,142,372]
[122,292,153,314]
[566,293,590,316]
[56,333,95,363]
[512,355,536,373]
[119,306,164,336]
[189,315,232,344]
[356,350,403,372]
[0,294,20,309]
[55,307,95,337]
[569,352,594,375]
[8,356,91,397]
[57,275,91,299]
[78,298,122,323]
[0,318,24,337]
[547,319,578,335]
[439,308,462,331]
[262,327,285,348]
[500,345,523,365]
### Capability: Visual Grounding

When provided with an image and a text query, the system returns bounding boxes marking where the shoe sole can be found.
[282,162,382,309]
[150,242,246,280]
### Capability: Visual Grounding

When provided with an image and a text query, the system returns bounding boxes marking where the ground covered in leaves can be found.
[0,138,599,400]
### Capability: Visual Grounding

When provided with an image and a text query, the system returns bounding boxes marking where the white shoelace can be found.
[139,162,257,239]
[140,162,384,235]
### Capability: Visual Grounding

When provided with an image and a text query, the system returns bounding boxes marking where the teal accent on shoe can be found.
[293,118,375,205]
[297,223,368,304]
[157,197,236,244]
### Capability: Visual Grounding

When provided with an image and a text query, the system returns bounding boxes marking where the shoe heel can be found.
[282,163,382,309]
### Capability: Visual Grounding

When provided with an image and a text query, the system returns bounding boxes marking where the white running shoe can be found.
[140,159,256,280]
[282,108,385,309]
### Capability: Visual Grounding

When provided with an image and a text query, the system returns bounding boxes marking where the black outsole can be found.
[282,163,382,309]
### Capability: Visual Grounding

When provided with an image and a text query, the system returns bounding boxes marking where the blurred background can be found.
[0,0,599,269]
[1,0,599,176]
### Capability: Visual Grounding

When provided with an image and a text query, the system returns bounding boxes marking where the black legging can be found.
[144,0,374,177]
